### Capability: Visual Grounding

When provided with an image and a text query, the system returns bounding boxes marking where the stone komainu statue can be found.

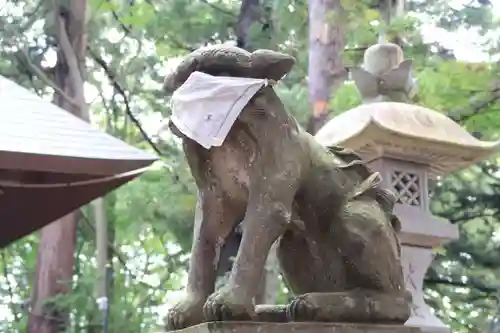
[162,45,411,331]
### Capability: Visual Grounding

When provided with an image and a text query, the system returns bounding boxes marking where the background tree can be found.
[27,1,90,333]
[305,0,345,134]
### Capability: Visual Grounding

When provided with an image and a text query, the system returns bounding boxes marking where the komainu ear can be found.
[163,57,200,93]
[250,49,296,81]
[163,46,254,93]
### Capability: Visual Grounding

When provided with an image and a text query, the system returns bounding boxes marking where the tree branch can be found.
[447,85,500,123]
[111,11,132,35]
[88,48,193,194]
[19,48,78,107]
[448,212,496,224]
[198,0,237,19]
[425,277,498,294]
[87,47,164,157]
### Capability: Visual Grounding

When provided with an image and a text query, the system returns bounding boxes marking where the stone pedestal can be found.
[171,322,421,333]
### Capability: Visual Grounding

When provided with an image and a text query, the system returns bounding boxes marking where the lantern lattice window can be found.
[391,170,421,207]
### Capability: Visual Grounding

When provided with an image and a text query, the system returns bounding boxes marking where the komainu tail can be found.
[326,145,401,233]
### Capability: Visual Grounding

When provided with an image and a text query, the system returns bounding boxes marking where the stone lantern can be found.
[315,43,500,333]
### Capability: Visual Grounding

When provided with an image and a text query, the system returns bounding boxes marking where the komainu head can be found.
[163,45,296,93]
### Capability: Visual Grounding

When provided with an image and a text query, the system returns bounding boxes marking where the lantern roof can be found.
[315,102,500,176]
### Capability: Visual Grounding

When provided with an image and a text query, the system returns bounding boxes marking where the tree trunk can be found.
[94,198,107,302]
[378,0,404,26]
[306,0,346,135]
[29,214,77,333]
[235,0,273,51]
[104,193,116,332]
[378,0,405,46]
[94,197,109,333]
[28,1,89,333]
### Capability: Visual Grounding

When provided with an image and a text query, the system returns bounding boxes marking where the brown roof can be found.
[0,75,158,247]
[0,75,157,174]
[0,169,149,247]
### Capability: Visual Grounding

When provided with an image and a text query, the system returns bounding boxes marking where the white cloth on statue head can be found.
[170,71,268,149]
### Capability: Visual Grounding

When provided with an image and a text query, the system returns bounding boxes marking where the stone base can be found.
[171,322,421,333]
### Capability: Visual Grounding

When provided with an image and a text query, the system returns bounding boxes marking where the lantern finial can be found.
[351,43,417,103]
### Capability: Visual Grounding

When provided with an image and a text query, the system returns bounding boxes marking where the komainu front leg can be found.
[288,197,412,324]
[165,191,242,331]
[203,177,300,322]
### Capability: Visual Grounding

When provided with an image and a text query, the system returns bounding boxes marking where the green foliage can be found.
[427,162,500,333]
[0,0,500,332]
[417,61,495,110]
[330,82,362,114]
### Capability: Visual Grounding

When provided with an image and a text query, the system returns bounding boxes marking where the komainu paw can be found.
[202,286,253,322]
[164,293,205,331]
[287,293,318,322]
